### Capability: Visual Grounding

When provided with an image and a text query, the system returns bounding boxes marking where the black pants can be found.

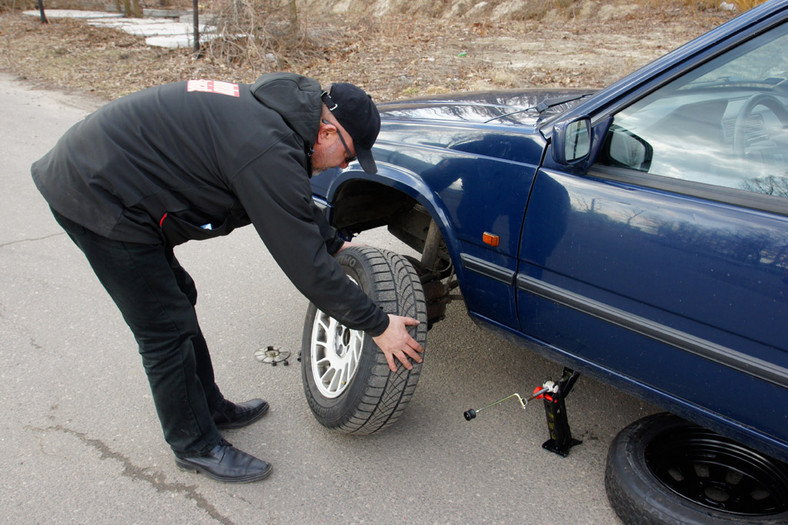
[52,209,222,456]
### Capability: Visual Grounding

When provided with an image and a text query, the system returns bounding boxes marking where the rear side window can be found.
[599,22,788,201]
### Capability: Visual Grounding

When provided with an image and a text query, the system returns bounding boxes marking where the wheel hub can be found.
[333,326,350,358]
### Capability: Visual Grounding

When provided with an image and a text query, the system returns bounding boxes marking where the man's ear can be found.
[316,120,334,145]
[317,119,339,142]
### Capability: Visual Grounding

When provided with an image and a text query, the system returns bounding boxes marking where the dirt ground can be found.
[0,1,738,102]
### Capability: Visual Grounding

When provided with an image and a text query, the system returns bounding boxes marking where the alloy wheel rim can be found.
[310,309,364,399]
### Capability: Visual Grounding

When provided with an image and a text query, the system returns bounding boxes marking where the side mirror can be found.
[552,117,591,165]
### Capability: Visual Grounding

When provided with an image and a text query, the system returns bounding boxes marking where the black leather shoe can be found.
[213,398,269,430]
[175,440,272,483]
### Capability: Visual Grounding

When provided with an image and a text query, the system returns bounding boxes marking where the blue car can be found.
[302,1,788,522]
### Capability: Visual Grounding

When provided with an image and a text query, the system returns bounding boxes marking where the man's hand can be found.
[372,314,424,372]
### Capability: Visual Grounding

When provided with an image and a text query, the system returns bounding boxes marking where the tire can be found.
[605,412,788,525]
[300,246,427,434]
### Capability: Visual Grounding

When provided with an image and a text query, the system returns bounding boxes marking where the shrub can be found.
[203,0,308,67]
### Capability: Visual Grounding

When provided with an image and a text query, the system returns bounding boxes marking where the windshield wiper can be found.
[484,93,593,123]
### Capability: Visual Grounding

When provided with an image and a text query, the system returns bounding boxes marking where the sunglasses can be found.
[322,119,357,164]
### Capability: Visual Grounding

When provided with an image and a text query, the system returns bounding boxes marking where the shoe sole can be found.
[215,402,270,430]
[175,458,273,483]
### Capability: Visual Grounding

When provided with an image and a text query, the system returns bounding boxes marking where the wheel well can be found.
[331,180,456,328]
[331,180,414,232]
[331,180,450,267]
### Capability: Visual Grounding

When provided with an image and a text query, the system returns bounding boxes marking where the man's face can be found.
[312,119,357,176]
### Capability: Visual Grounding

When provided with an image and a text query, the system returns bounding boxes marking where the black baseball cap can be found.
[321,83,380,174]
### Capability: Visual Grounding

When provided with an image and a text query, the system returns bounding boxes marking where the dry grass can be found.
[680,0,766,9]
[0,0,740,101]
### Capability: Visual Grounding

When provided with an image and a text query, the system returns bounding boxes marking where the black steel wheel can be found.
[301,246,427,434]
[606,412,788,524]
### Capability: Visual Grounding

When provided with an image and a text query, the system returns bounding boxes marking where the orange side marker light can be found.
[482,232,500,247]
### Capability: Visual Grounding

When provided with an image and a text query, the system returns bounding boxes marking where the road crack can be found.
[0,232,66,248]
[27,424,235,525]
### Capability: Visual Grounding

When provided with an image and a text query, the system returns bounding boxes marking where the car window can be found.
[599,22,788,200]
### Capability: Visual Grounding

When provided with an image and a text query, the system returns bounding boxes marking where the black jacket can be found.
[32,73,389,336]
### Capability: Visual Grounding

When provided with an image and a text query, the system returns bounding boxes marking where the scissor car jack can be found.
[464,367,582,457]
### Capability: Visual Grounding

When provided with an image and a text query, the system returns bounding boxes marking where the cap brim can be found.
[357,148,377,174]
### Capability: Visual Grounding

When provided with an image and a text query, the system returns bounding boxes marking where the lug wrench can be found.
[463,383,554,421]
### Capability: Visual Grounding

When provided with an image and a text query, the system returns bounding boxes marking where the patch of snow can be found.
[23,9,215,49]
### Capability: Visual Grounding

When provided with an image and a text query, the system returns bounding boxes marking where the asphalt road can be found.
[0,72,657,524]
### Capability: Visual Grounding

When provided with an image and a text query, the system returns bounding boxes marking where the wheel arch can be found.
[323,164,461,275]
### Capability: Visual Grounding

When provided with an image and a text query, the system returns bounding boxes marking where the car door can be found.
[516,19,788,457]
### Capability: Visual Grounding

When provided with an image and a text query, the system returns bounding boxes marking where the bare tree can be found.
[37,0,47,23]
[115,0,142,18]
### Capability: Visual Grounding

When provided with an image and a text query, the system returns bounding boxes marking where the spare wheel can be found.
[605,412,788,524]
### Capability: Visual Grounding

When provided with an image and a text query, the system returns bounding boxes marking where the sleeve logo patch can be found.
[187,79,240,97]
